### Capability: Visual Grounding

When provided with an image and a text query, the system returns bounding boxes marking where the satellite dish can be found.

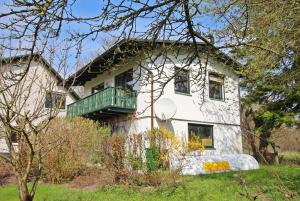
[155,98,177,120]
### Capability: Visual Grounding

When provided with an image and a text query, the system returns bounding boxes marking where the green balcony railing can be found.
[67,87,137,117]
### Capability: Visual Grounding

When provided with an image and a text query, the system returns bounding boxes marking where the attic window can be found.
[209,73,224,100]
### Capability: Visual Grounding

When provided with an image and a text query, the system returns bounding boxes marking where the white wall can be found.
[84,52,240,122]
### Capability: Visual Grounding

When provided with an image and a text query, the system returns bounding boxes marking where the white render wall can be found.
[83,51,242,155]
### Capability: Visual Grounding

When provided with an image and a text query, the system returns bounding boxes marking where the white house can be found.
[66,39,261,175]
[67,39,244,156]
[0,54,79,153]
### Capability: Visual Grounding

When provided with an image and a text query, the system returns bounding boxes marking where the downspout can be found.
[150,71,154,131]
[140,66,154,131]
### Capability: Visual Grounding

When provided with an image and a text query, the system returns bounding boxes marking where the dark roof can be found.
[67,38,243,86]
[1,53,80,100]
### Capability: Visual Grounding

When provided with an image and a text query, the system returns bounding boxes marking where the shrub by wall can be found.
[40,117,109,183]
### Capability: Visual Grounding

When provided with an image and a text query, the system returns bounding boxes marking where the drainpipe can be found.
[150,71,154,131]
[140,67,154,131]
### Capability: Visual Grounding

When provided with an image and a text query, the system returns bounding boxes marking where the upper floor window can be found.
[209,73,224,100]
[45,92,66,109]
[188,123,214,149]
[91,82,104,94]
[174,67,190,94]
[115,69,133,90]
[10,131,18,143]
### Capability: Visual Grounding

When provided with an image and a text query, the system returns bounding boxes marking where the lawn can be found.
[1,165,299,201]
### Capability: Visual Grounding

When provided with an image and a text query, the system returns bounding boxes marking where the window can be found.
[115,69,133,90]
[10,131,18,143]
[45,92,66,109]
[174,68,190,94]
[209,73,224,100]
[91,82,104,94]
[188,123,213,148]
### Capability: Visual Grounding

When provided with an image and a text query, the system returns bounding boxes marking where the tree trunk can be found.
[248,133,261,161]
[17,175,32,201]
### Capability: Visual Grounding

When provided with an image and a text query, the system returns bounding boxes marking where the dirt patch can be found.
[0,159,16,186]
[68,169,114,191]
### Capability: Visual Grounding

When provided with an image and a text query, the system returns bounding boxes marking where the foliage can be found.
[187,132,205,151]
[146,128,204,173]
[234,0,300,127]
[280,152,300,165]
[147,128,181,171]
[102,133,127,183]
[126,134,145,170]
[231,0,300,163]
[40,117,109,183]
[0,159,15,186]
[145,147,160,173]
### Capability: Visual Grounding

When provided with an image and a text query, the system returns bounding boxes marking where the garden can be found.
[0,118,299,201]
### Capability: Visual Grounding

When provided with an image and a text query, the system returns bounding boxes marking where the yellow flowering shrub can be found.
[147,128,184,170]
[187,132,205,152]
[146,128,205,171]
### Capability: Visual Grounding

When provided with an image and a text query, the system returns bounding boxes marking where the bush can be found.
[146,128,204,172]
[127,134,144,170]
[280,151,300,165]
[40,117,109,183]
[145,147,160,172]
[0,159,15,186]
[102,133,127,183]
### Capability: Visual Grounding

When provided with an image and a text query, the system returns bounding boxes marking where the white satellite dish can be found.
[154,98,177,120]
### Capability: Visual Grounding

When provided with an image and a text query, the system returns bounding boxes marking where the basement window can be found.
[188,123,214,148]
[209,73,224,100]
[45,92,66,109]
[174,67,190,94]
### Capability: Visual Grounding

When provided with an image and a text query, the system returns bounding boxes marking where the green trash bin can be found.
[145,147,160,172]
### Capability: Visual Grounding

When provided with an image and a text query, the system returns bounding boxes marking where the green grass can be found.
[1,165,299,201]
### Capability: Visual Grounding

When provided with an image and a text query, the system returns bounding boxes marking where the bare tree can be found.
[0,1,298,196]
[0,43,74,201]
[0,0,244,100]
[1,0,297,93]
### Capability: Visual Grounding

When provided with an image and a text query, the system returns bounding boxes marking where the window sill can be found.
[185,148,215,156]
[204,147,216,150]
[188,147,215,152]
[209,98,225,102]
[175,92,192,96]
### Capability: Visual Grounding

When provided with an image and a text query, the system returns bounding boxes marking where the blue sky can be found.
[0,0,223,75]
[0,0,110,74]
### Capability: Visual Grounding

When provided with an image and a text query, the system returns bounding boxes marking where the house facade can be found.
[0,54,79,153]
[67,39,243,156]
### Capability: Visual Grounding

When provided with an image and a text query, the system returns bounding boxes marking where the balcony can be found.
[67,87,137,118]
